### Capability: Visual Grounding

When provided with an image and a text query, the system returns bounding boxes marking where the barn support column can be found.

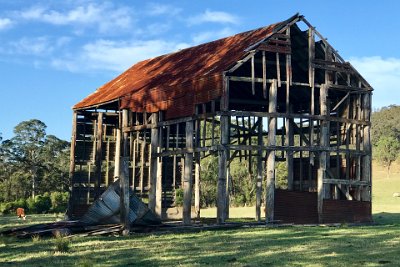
[256,117,263,222]
[217,74,229,224]
[120,109,130,234]
[149,113,160,215]
[114,128,121,182]
[94,112,103,199]
[183,120,194,225]
[362,93,372,201]
[67,111,77,218]
[266,80,277,223]
[318,85,329,223]
[156,113,163,218]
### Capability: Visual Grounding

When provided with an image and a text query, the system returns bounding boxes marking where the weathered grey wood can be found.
[156,113,163,218]
[256,117,263,221]
[183,121,194,225]
[94,112,103,198]
[324,179,370,186]
[262,51,267,98]
[149,113,159,214]
[251,54,255,95]
[131,138,136,190]
[217,115,229,224]
[195,111,201,219]
[67,112,77,217]
[120,109,130,233]
[276,53,281,87]
[318,85,329,223]
[286,113,294,190]
[362,93,372,201]
[266,80,277,223]
[114,129,121,182]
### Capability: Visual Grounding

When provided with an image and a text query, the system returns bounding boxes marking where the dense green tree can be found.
[0,120,70,202]
[374,136,400,178]
[371,105,400,146]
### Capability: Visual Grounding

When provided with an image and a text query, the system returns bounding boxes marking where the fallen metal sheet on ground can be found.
[0,179,161,238]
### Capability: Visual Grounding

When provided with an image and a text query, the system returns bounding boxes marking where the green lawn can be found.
[1,163,400,266]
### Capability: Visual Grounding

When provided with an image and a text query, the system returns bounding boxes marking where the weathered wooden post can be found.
[120,109,130,234]
[318,85,329,223]
[67,111,77,218]
[183,120,194,225]
[149,113,159,214]
[256,117,263,222]
[266,80,277,223]
[362,93,372,202]
[217,74,229,224]
[94,112,103,199]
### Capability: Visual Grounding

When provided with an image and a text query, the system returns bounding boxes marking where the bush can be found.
[50,192,69,212]
[53,232,70,253]
[174,188,184,207]
[27,193,52,214]
[0,199,27,215]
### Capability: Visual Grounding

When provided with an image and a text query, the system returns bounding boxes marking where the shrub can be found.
[50,192,69,212]
[174,188,184,207]
[27,193,52,214]
[53,232,70,253]
[0,199,27,215]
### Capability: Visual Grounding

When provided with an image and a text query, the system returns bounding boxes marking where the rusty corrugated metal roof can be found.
[74,15,299,118]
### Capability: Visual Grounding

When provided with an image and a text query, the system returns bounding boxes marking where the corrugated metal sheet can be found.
[274,189,318,224]
[80,180,160,225]
[322,199,372,223]
[74,15,300,118]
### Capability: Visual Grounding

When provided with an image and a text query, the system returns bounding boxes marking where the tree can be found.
[371,105,400,146]
[374,136,400,178]
[0,120,70,201]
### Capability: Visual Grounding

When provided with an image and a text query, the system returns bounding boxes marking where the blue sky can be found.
[1,0,399,141]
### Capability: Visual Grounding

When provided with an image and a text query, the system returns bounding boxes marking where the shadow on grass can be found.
[2,212,400,266]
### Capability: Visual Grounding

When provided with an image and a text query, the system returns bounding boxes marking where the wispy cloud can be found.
[192,27,235,44]
[188,9,239,25]
[20,3,133,33]
[10,37,53,56]
[146,3,182,16]
[52,39,191,72]
[0,18,13,30]
[350,56,400,108]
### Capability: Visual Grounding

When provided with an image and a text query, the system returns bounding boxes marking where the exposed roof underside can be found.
[74,15,301,117]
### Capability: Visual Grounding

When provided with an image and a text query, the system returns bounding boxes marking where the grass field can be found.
[1,162,400,266]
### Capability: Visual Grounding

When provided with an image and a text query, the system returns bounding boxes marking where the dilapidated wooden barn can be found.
[67,14,372,228]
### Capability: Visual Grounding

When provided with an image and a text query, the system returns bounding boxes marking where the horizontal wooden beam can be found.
[324,179,370,186]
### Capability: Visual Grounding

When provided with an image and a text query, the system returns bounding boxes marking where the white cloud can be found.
[350,56,400,108]
[192,27,235,44]
[20,3,133,33]
[188,9,239,25]
[0,18,13,30]
[10,37,53,56]
[52,39,191,72]
[146,3,182,16]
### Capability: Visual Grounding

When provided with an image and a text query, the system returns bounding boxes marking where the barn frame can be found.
[67,14,373,230]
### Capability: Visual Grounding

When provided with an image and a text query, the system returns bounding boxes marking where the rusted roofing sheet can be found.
[74,16,296,118]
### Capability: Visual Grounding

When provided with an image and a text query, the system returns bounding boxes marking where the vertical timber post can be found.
[266,80,277,223]
[149,113,159,214]
[362,93,372,202]
[120,109,130,234]
[195,117,201,219]
[256,117,263,222]
[217,73,229,224]
[318,85,329,223]
[156,113,163,218]
[114,128,121,182]
[94,112,103,199]
[183,120,194,225]
[67,111,77,218]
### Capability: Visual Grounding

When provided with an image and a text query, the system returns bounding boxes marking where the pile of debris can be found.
[1,180,161,238]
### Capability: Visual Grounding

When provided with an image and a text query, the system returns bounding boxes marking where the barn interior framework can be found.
[68,14,373,229]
